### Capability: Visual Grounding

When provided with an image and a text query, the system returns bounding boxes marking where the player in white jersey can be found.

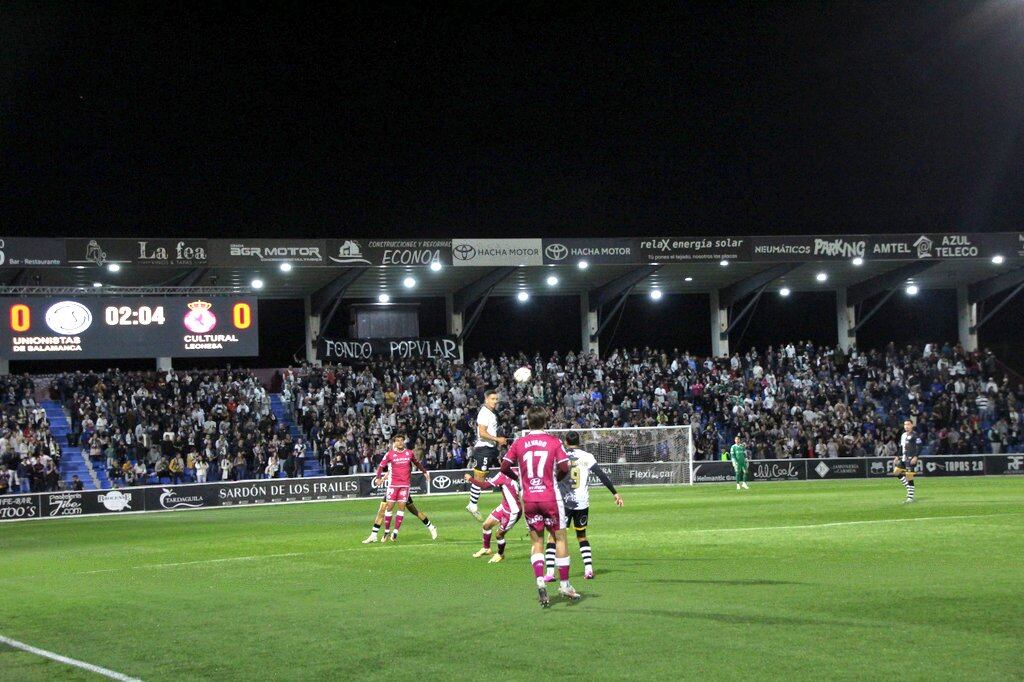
[545,431,623,580]
[894,419,921,504]
[466,389,506,520]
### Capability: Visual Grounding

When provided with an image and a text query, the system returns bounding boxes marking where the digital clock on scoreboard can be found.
[0,297,259,359]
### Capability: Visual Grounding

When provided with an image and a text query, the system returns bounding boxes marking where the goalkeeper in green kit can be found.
[730,435,750,490]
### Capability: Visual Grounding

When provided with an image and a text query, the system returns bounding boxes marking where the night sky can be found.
[4,2,1023,238]
[3,3,1024,368]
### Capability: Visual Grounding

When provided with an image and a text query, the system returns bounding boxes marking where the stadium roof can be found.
[0,234,1019,301]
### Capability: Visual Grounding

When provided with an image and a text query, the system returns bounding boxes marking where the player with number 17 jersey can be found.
[501,431,569,532]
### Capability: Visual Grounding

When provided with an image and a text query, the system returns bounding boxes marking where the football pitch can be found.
[2,477,1022,681]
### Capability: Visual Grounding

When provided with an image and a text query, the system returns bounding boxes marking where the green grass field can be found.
[2,477,1023,681]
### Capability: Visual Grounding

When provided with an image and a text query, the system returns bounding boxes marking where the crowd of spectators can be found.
[283,341,1024,468]
[0,375,63,494]
[2,340,1022,494]
[51,368,308,486]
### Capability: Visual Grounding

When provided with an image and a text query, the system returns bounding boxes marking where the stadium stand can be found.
[1,341,1021,493]
[282,341,1024,472]
[0,375,63,494]
[41,369,314,491]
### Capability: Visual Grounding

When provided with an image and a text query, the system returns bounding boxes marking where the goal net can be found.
[538,425,694,487]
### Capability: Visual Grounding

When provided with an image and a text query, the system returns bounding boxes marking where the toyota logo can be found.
[432,475,452,490]
[453,244,476,261]
[544,243,568,261]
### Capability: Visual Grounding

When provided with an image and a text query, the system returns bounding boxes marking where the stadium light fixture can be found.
[430,261,442,272]
[779,287,791,297]
[719,259,729,267]
[92,281,103,288]
[378,293,390,303]
[250,278,264,290]
[107,263,121,273]
[517,291,530,302]
[649,289,663,300]
[851,257,864,266]
[815,272,828,282]
[906,285,919,296]
[279,262,292,273]
[577,260,589,270]
[403,276,416,289]
[684,276,693,282]
[546,275,559,286]
[992,254,1005,265]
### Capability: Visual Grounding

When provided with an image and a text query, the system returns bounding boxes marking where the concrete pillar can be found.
[0,358,9,376]
[957,283,978,352]
[156,357,172,371]
[445,294,465,362]
[580,292,599,357]
[304,295,321,365]
[710,290,729,358]
[836,288,855,352]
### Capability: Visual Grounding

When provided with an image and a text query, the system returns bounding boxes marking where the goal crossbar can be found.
[524,425,695,486]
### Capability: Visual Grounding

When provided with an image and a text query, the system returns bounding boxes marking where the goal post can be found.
[538,425,695,487]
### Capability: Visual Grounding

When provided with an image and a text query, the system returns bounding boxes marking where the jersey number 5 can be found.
[524,451,548,479]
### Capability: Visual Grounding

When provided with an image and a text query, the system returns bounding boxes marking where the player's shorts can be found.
[382,489,416,505]
[471,445,498,472]
[565,507,589,531]
[489,506,520,533]
[385,486,409,503]
[523,498,566,533]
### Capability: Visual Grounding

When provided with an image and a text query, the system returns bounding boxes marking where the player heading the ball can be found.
[467,389,506,520]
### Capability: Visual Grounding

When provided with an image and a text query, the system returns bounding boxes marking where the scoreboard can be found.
[0,297,259,359]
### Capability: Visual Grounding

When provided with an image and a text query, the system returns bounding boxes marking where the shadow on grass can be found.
[589,607,855,627]
[645,578,804,586]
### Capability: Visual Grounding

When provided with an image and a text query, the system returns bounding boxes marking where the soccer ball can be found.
[513,366,532,383]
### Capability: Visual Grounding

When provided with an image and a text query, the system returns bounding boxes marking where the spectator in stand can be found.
[265,452,280,479]
[70,474,84,491]
[293,440,306,478]
[133,459,148,485]
[123,462,138,487]
[232,452,247,481]
[169,453,185,484]
[284,448,298,479]
[219,454,232,482]
[195,455,209,483]
[330,453,345,475]
[154,456,170,483]
[0,464,15,494]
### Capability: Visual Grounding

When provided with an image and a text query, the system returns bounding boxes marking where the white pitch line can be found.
[0,633,141,682]
[77,540,475,575]
[80,551,306,574]
[666,512,1021,535]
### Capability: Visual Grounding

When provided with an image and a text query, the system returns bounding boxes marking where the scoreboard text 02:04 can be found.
[0,297,259,359]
